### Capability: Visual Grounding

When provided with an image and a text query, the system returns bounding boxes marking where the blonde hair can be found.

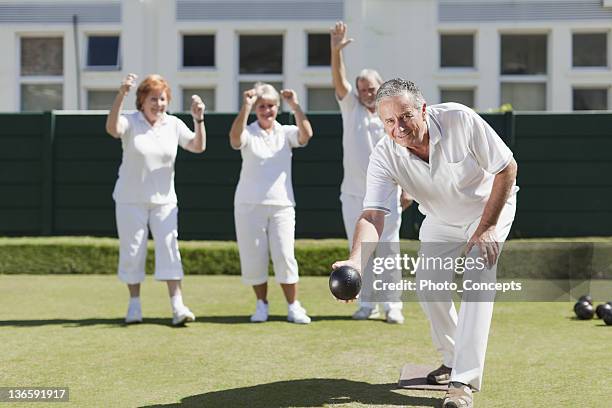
[253,82,280,106]
[135,74,172,111]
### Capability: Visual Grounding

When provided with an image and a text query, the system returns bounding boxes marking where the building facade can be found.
[0,0,611,113]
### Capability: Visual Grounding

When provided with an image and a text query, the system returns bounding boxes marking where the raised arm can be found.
[105,73,137,138]
[330,21,353,100]
[184,95,207,153]
[229,89,257,149]
[281,89,313,146]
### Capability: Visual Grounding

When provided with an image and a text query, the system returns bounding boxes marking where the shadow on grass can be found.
[0,318,181,328]
[142,378,441,408]
[0,315,355,327]
[200,315,354,324]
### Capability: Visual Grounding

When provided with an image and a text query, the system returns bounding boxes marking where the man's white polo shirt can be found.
[337,85,387,198]
[363,103,518,226]
[112,111,195,204]
[233,120,305,207]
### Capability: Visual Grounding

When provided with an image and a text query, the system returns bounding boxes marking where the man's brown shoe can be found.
[426,364,452,385]
[442,382,473,408]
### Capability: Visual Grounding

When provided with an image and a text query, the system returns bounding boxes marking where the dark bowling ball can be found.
[595,303,612,319]
[574,300,590,314]
[329,265,362,301]
[604,310,612,326]
[574,301,594,320]
[578,295,593,305]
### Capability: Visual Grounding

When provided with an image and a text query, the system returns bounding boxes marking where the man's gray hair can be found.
[355,69,383,89]
[375,78,426,110]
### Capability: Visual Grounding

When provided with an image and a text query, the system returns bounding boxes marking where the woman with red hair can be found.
[106,73,206,326]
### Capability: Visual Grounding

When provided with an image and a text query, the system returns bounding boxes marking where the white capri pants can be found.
[416,198,516,391]
[234,204,299,285]
[340,192,403,311]
[115,202,184,284]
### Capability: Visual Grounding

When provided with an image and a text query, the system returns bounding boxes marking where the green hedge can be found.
[0,237,610,279]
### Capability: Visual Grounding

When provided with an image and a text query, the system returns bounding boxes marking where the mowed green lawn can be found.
[0,275,609,408]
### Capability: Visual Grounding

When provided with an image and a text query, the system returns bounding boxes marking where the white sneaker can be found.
[287,301,311,324]
[172,306,195,326]
[125,301,142,324]
[352,306,380,320]
[250,300,269,323]
[385,308,405,324]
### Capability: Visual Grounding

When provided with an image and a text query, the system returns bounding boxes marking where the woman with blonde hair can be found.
[106,73,207,325]
[229,82,313,324]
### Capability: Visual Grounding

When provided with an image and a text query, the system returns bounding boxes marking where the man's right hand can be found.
[330,21,354,52]
[331,259,361,275]
[119,73,138,95]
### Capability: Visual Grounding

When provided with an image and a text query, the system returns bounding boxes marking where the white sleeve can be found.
[232,129,250,150]
[468,111,514,174]
[362,150,398,214]
[284,125,304,148]
[337,84,357,114]
[176,116,196,149]
[117,115,130,138]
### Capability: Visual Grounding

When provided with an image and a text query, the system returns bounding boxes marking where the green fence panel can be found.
[1,110,610,238]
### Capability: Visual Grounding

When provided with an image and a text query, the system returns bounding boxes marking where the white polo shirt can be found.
[338,86,388,198]
[363,103,518,226]
[234,120,305,206]
[112,111,195,204]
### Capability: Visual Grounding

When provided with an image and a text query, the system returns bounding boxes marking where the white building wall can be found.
[0,0,610,112]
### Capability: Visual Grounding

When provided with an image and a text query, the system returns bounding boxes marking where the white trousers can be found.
[234,204,299,285]
[341,192,403,311]
[115,202,184,284]
[416,198,516,391]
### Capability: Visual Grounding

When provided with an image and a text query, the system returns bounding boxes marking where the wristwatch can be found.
[194,117,204,123]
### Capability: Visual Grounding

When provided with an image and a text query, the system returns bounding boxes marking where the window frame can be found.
[439,87,476,108]
[180,86,216,112]
[179,32,217,70]
[571,30,609,69]
[439,31,477,70]
[572,86,610,111]
[498,30,549,110]
[17,33,64,111]
[305,31,331,68]
[85,33,121,71]
[236,30,285,110]
[85,89,118,110]
[306,85,339,112]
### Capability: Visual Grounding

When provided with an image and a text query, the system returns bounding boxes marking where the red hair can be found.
[135,74,172,110]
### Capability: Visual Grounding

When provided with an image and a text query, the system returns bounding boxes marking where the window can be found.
[238,81,283,108]
[21,37,63,76]
[21,84,63,111]
[87,90,116,110]
[20,37,63,111]
[307,33,330,66]
[501,34,547,75]
[573,88,608,110]
[239,35,283,74]
[500,83,546,111]
[572,33,607,67]
[182,88,216,112]
[440,88,475,108]
[182,35,215,67]
[307,87,338,111]
[87,36,120,68]
[440,34,474,68]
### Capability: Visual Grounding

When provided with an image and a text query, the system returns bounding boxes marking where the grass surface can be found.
[0,275,610,407]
